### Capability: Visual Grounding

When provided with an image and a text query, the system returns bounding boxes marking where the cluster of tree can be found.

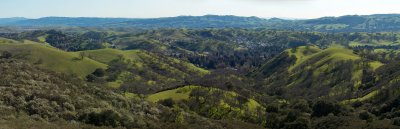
[2,28,400,128]
[354,47,400,63]
[158,87,266,125]
[111,29,400,71]
[0,30,112,51]
[0,58,265,129]
[2,29,400,71]
[86,51,207,94]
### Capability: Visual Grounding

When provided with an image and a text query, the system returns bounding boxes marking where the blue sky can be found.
[1,0,400,19]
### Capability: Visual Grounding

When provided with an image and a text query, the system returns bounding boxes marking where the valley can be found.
[2,15,400,129]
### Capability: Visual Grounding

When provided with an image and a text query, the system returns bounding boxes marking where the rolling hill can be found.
[253,45,384,100]
[146,85,265,124]
[0,39,107,78]
[0,37,211,94]
[82,48,210,93]
[0,58,266,129]
[3,14,400,32]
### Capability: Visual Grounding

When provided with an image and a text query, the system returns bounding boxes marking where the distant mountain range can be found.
[2,14,400,32]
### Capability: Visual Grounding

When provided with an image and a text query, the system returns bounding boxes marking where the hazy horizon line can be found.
[1,13,399,20]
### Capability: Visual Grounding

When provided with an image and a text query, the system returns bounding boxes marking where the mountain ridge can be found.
[2,14,400,32]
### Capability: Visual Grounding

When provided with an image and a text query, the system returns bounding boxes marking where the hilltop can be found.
[0,39,106,77]
[82,48,209,93]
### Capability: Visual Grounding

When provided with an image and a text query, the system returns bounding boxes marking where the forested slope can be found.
[2,28,400,128]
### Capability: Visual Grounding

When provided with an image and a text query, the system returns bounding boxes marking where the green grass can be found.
[343,90,380,104]
[146,85,198,102]
[0,38,19,44]
[310,46,365,88]
[287,46,321,71]
[107,81,123,89]
[37,34,49,43]
[83,48,209,89]
[124,92,140,99]
[287,45,375,94]
[349,40,400,47]
[79,48,142,64]
[83,48,209,75]
[312,46,360,66]
[146,85,263,112]
[0,40,107,78]
[369,61,384,70]
[289,46,360,72]
[246,99,262,110]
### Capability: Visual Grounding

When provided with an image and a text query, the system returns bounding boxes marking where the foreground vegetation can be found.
[2,28,400,128]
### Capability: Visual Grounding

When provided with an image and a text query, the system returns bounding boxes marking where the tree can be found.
[393,117,400,126]
[86,74,96,82]
[79,52,86,60]
[117,54,124,61]
[92,68,106,77]
[359,111,372,122]
[1,51,12,59]
[159,98,175,107]
[312,100,340,117]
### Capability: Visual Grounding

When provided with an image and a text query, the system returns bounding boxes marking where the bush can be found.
[1,51,12,59]
[352,101,363,108]
[92,68,105,77]
[79,109,123,127]
[86,74,97,82]
[159,98,175,107]
[393,117,400,126]
[312,100,340,117]
[359,111,372,121]
[266,104,279,113]
[265,113,281,129]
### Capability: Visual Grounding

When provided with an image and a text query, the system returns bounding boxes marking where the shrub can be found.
[266,104,279,113]
[312,100,340,117]
[359,111,372,121]
[393,117,400,126]
[160,98,175,107]
[1,51,12,59]
[92,68,105,77]
[79,109,123,127]
[86,74,97,82]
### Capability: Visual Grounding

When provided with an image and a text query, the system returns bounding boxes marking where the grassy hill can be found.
[0,38,210,94]
[0,59,264,129]
[0,39,107,78]
[147,85,262,109]
[83,48,208,75]
[253,45,384,100]
[146,85,265,123]
[82,48,210,93]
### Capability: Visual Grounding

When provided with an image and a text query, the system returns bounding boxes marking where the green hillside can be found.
[0,39,107,77]
[146,85,265,123]
[3,27,400,128]
[83,48,208,75]
[82,48,209,92]
[147,85,263,111]
[286,45,322,71]
[147,85,197,102]
[0,59,258,129]
[254,45,385,99]
[290,46,360,71]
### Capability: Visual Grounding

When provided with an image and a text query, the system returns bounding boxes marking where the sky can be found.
[1,0,400,19]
